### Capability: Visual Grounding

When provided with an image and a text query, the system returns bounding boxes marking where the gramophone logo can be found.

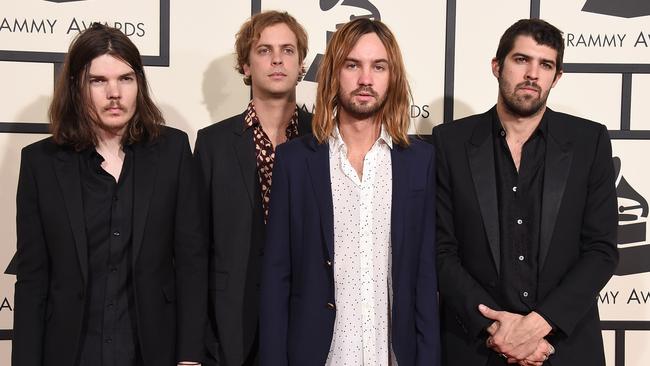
[582,0,650,18]
[613,156,650,276]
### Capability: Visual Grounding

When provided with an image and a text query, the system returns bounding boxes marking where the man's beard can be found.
[499,78,549,118]
[338,86,387,120]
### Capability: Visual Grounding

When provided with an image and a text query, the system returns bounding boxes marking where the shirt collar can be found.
[329,123,393,152]
[244,100,300,134]
[491,108,548,140]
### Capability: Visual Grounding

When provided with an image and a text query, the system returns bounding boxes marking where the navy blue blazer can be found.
[260,134,440,366]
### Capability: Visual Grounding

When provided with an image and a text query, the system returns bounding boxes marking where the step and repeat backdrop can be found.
[1,0,649,364]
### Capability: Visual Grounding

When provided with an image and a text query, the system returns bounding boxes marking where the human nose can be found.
[271,49,283,66]
[106,80,120,99]
[358,66,373,86]
[525,63,539,81]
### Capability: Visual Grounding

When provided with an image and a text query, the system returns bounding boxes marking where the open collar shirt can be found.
[326,124,397,366]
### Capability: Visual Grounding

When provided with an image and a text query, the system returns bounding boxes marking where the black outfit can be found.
[77,148,140,366]
[493,113,545,314]
[13,127,207,366]
[194,108,312,366]
[433,107,618,366]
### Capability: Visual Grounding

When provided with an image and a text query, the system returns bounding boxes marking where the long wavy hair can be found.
[313,18,412,147]
[49,23,164,150]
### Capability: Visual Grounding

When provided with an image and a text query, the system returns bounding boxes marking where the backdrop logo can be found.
[614,156,650,276]
[303,0,381,82]
[0,0,167,64]
[582,0,650,18]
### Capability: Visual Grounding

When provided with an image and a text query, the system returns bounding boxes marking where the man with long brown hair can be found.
[12,23,207,366]
[260,18,440,365]
[193,10,311,366]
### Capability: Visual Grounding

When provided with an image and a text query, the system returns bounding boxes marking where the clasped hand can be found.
[479,304,554,365]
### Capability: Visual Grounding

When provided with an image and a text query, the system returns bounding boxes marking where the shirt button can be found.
[523,291,529,297]
[500,130,506,137]
[325,260,332,267]
[516,219,523,225]
[112,230,120,236]
[110,266,117,273]
[326,302,336,310]
[512,186,517,192]
[518,255,525,261]
[105,338,112,344]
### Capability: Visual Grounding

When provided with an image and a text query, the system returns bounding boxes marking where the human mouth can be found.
[269,71,287,79]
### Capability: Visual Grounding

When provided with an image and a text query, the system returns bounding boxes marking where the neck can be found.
[95,127,124,157]
[496,100,545,142]
[252,92,296,131]
[337,110,381,152]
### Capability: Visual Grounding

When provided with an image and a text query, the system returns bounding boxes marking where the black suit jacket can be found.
[194,108,312,366]
[12,126,207,366]
[433,107,618,366]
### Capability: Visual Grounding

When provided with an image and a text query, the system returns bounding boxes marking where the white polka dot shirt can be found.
[325,125,397,366]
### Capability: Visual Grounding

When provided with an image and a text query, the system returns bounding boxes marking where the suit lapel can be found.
[296,108,312,137]
[467,113,501,274]
[539,111,573,270]
[233,115,258,209]
[305,138,334,260]
[54,149,89,284]
[390,145,408,282]
[132,140,160,263]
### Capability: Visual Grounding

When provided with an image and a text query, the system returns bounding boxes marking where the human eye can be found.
[514,56,527,63]
[283,47,295,55]
[345,61,358,69]
[89,77,105,85]
[257,46,270,55]
[374,63,387,71]
[541,62,554,70]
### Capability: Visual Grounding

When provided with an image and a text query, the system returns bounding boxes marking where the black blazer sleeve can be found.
[13,146,49,366]
[172,133,209,361]
[535,125,618,336]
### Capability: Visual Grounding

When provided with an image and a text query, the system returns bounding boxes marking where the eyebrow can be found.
[88,71,136,79]
[344,57,389,64]
[256,43,296,48]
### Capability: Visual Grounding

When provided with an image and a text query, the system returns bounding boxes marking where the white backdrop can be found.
[1,0,649,364]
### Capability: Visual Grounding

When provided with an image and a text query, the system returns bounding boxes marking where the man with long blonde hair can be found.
[260,18,440,365]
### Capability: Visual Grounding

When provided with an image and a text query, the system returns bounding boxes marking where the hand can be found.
[480,304,552,360]
[518,339,555,366]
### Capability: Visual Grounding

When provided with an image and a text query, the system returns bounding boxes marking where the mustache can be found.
[103,101,124,111]
[351,86,378,97]
[516,80,541,92]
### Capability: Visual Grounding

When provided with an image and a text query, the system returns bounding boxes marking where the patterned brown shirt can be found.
[244,101,299,223]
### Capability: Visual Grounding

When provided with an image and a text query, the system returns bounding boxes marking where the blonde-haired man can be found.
[194,10,312,366]
[260,18,440,365]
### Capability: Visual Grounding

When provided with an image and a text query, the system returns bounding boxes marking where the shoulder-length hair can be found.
[49,22,164,150]
[313,18,412,147]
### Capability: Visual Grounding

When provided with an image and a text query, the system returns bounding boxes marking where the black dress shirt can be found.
[77,147,142,366]
[492,111,547,314]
